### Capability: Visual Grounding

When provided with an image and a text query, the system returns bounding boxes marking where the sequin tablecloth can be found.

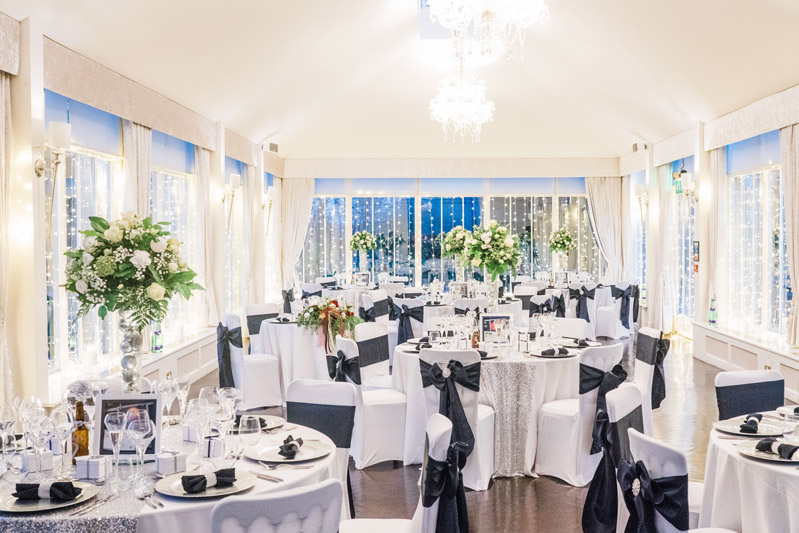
[393,344,579,477]
[0,424,335,533]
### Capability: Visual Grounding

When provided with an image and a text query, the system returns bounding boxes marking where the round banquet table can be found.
[421,299,526,332]
[392,342,580,477]
[699,421,799,532]
[260,320,330,398]
[0,423,335,533]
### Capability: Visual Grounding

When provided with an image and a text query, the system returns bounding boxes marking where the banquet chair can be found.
[340,414,461,533]
[627,429,736,532]
[607,383,645,532]
[243,303,279,353]
[513,285,538,313]
[595,281,634,339]
[535,343,624,486]
[380,282,405,299]
[418,348,495,491]
[598,275,617,286]
[567,283,600,332]
[334,337,406,470]
[221,313,282,409]
[301,282,324,299]
[553,317,594,341]
[529,294,556,316]
[286,380,358,520]
[360,290,399,361]
[393,297,426,343]
[389,275,410,284]
[399,289,424,299]
[633,327,668,435]
[315,276,337,288]
[715,369,784,420]
[353,322,393,389]
[211,478,342,533]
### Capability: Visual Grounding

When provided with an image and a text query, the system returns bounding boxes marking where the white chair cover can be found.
[221,313,282,409]
[553,317,594,341]
[380,282,406,299]
[534,343,623,486]
[595,281,634,339]
[244,303,279,353]
[360,290,398,361]
[302,283,324,298]
[286,380,357,520]
[608,383,645,532]
[393,297,426,341]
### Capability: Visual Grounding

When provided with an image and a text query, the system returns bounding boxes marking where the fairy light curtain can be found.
[44,91,123,371]
[297,196,347,283]
[352,196,415,283]
[195,146,218,325]
[489,196,552,278]
[780,125,799,346]
[667,157,696,322]
[224,157,245,313]
[725,130,788,335]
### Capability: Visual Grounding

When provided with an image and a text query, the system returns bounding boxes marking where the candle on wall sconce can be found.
[36,121,72,238]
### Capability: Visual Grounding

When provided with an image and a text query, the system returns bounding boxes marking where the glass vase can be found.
[455,266,466,282]
[119,312,143,393]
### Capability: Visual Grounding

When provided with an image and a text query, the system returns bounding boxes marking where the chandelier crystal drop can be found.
[429,73,495,143]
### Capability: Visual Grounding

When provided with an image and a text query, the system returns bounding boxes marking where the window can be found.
[421,196,482,285]
[669,158,696,319]
[353,197,416,283]
[630,170,647,286]
[489,196,553,277]
[297,197,347,282]
[224,157,245,312]
[557,196,603,277]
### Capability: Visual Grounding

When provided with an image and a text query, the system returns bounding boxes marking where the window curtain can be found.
[781,126,799,346]
[0,73,15,403]
[194,146,219,325]
[658,164,675,333]
[265,178,282,301]
[280,178,315,290]
[122,119,151,216]
[620,175,635,281]
[585,176,623,280]
[242,164,260,306]
[708,147,726,322]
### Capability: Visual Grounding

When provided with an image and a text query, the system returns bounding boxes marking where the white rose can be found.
[489,220,498,227]
[445,244,451,251]
[168,262,178,272]
[146,282,166,301]
[168,238,180,246]
[83,236,98,251]
[471,258,481,266]
[130,250,152,269]
[178,259,188,269]
[82,252,93,266]
[75,280,88,294]
[505,236,514,247]
[481,234,491,244]
[150,239,168,253]
[104,225,124,243]
[482,244,488,249]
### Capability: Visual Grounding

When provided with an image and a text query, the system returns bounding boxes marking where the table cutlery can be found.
[72,494,114,516]
[249,470,283,483]
[135,486,158,509]
[259,461,314,470]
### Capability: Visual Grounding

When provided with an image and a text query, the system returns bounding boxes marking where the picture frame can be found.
[553,271,568,287]
[353,271,371,287]
[481,314,512,345]
[93,393,162,459]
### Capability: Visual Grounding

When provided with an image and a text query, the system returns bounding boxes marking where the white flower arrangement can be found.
[466,220,521,281]
[63,212,203,330]
[548,229,577,254]
[350,231,377,252]
[442,226,474,266]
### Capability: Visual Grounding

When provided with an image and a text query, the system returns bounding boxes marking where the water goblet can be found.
[199,387,220,408]
[219,388,242,420]
[238,415,262,452]
[154,380,178,425]
[104,412,126,481]
[50,405,75,479]
[126,419,155,483]
[176,376,192,423]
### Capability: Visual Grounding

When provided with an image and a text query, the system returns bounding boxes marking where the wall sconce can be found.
[36,121,72,237]
[224,173,241,232]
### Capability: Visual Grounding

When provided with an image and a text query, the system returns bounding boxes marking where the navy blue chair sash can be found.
[611,285,635,329]
[632,285,640,323]
[216,323,242,388]
[395,304,424,345]
[302,290,322,299]
[419,359,481,467]
[327,350,361,385]
[319,280,336,288]
[246,313,278,337]
[716,378,785,420]
[356,335,390,367]
[580,363,628,455]
[281,290,294,314]
[423,441,470,533]
[617,459,690,533]
[516,294,533,311]
[552,294,566,317]
[569,287,596,322]
[529,298,553,316]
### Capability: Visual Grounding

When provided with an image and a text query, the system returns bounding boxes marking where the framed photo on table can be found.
[353,272,371,287]
[481,315,512,345]
[93,394,162,459]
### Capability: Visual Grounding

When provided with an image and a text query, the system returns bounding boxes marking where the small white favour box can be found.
[22,451,53,472]
[200,437,224,458]
[181,425,199,443]
[76,455,109,480]
[156,451,187,476]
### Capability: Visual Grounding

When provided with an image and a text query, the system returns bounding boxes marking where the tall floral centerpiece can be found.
[350,231,377,272]
[442,226,474,281]
[64,212,203,392]
[296,297,363,353]
[548,229,576,269]
[468,221,521,306]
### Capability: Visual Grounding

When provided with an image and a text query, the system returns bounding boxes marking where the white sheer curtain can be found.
[658,164,675,332]
[620,175,634,281]
[194,146,219,325]
[585,176,623,280]
[708,147,726,321]
[122,119,151,216]
[0,73,15,403]
[280,178,315,290]
[241,164,260,307]
[265,178,282,301]
[781,126,799,345]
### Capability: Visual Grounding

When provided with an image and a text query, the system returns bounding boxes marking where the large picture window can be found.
[352,196,415,283]
[421,197,482,285]
[669,158,696,320]
[558,196,603,277]
[297,197,347,282]
[489,196,552,277]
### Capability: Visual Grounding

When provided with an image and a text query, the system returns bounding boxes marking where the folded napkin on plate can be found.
[740,413,763,434]
[574,339,590,347]
[233,414,268,429]
[276,317,292,323]
[478,350,488,358]
[418,337,429,344]
[794,406,799,414]
[541,348,568,356]
[755,438,799,460]
[13,481,82,501]
[415,342,433,352]
[181,468,236,493]
[278,435,304,459]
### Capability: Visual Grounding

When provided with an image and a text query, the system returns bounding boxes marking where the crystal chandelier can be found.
[429,73,495,143]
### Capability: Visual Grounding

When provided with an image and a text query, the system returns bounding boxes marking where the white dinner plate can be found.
[736,439,799,463]
[407,338,422,344]
[777,406,799,418]
[155,470,257,499]
[232,415,285,433]
[244,439,332,463]
[0,482,99,513]
[713,417,783,437]
[530,349,577,359]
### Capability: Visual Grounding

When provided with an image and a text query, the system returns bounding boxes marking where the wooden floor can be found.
[196,334,721,532]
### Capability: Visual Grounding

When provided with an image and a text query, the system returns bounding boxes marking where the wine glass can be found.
[176,376,192,423]
[219,388,242,420]
[32,417,54,482]
[154,380,177,425]
[124,407,150,429]
[238,415,261,451]
[199,387,219,410]
[0,404,16,465]
[104,412,126,483]
[50,405,75,479]
[126,419,155,483]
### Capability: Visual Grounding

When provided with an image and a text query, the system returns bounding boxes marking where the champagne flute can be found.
[176,376,191,424]
[154,380,178,426]
[126,419,155,483]
[0,404,16,465]
[104,412,126,482]
[50,405,75,479]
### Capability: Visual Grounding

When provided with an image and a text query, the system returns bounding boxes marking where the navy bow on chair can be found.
[216,323,242,388]
[423,441,470,533]
[395,304,425,345]
[611,285,635,329]
[652,339,670,409]
[529,299,553,315]
[419,359,481,466]
[326,350,361,385]
[551,294,566,317]
[617,459,690,533]
[281,289,294,314]
[580,363,628,454]
[302,289,322,299]
[569,286,596,322]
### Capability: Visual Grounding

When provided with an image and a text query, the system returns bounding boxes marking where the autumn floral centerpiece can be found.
[296,297,363,352]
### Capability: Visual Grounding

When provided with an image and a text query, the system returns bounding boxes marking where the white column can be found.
[694,122,711,323]
[644,147,660,329]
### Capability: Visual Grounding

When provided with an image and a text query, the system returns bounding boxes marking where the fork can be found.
[259,461,314,470]
[137,484,164,508]
[72,494,114,516]
[135,485,158,509]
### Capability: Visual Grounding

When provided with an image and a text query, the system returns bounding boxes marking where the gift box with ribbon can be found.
[22,451,53,473]
[75,455,108,481]
[156,451,188,476]
[182,425,199,443]
[200,437,224,459]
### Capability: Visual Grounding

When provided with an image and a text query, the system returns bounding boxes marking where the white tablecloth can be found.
[699,425,799,532]
[392,344,579,476]
[0,425,336,533]
[261,321,330,397]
